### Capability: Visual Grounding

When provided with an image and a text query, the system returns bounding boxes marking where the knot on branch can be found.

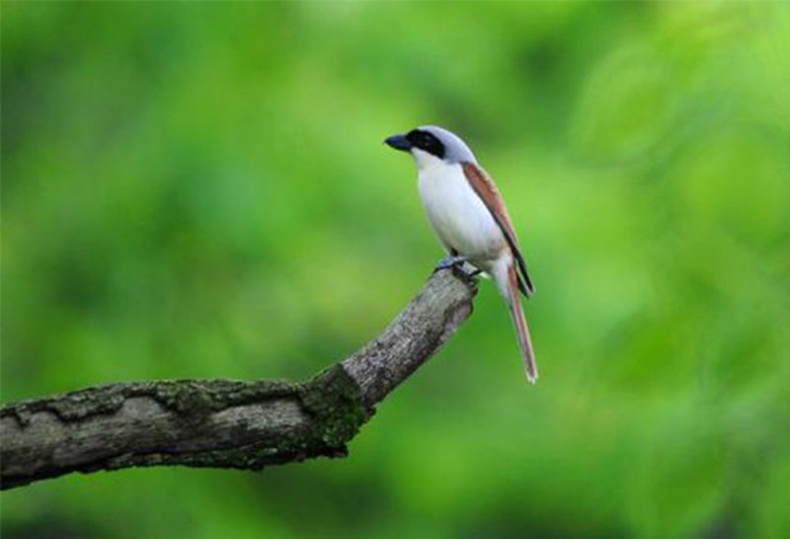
[299,365,372,456]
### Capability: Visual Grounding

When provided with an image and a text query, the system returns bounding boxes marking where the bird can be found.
[384,125,538,383]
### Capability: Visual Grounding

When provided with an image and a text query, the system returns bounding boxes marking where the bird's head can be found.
[385,125,477,169]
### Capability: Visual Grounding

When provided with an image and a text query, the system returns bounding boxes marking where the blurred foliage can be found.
[2,2,789,538]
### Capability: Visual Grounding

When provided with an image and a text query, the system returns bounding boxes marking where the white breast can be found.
[417,157,506,262]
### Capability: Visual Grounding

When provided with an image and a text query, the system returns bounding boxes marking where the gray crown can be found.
[419,125,478,164]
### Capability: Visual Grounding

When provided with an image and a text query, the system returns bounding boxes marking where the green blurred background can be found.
[2,2,789,538]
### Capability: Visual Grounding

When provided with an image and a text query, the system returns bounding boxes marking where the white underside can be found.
[414,150,508,274]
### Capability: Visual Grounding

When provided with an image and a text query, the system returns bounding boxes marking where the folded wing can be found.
[461,162,534,298]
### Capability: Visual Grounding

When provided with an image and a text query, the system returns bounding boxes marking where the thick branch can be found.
[1,270,476,490]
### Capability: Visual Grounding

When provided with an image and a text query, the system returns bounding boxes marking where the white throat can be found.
[410,148,446,170]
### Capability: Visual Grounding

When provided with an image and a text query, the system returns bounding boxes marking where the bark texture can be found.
[1,269,477,490]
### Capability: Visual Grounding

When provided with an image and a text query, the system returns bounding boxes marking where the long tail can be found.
[494,259,538,383]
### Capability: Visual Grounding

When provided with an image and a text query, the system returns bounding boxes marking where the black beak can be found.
[384,134,412,152]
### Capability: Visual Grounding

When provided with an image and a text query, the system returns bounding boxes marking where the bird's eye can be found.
[405,130,445,158]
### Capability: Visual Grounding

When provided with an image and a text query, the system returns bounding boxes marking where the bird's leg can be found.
[433,250,482,287]
[435,254,469,271]
[435,248,469,270]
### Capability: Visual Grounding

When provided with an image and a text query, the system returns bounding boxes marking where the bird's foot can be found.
[433,255,481,286]
[435,255,469,271]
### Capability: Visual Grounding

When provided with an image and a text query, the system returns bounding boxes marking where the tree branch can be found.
[0,270,477,490]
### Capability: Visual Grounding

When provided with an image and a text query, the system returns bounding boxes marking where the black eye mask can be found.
[406,129,446,159]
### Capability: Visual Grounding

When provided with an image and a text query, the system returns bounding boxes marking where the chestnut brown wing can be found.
[462,162,534,297]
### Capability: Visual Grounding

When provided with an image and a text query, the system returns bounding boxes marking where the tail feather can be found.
[506,264,538,383]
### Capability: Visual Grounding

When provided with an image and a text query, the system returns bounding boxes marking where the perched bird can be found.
[385,126,537,383]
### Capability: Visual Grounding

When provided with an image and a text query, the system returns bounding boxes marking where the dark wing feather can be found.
[462,162,534,298]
